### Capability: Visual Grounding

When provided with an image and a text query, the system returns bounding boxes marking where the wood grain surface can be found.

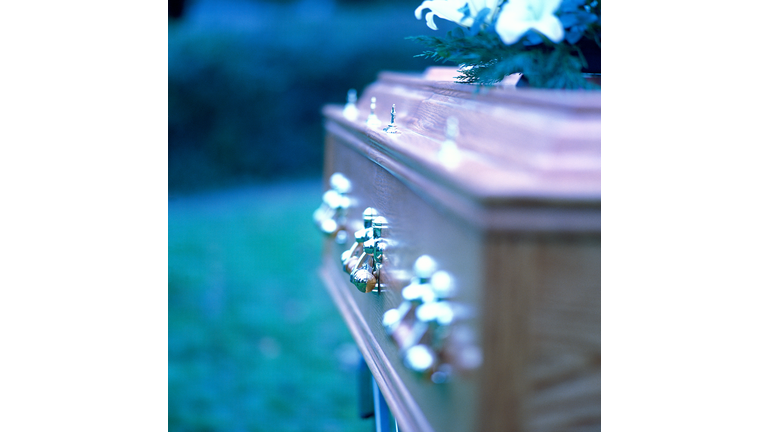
[319,71,600,431]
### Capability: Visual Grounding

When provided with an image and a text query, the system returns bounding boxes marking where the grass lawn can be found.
[169,179,368,432]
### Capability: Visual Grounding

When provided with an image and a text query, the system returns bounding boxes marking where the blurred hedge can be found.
[169,1,436,192]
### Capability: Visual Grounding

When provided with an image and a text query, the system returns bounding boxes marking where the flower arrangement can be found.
[411,0,600,89]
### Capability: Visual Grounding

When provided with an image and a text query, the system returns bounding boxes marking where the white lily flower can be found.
[495,0,564,44]
[415,0,501,30]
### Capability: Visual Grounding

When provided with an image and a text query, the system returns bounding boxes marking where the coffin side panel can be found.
[479,235,601,432]
[321,131,484,432]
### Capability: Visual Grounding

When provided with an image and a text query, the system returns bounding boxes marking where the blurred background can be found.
[168,0,437,430]
[169,0,437,193]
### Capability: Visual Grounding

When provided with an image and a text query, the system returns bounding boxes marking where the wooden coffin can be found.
[316,70,601,432]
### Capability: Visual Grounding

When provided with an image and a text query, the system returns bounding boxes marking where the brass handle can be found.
[382,255,480,383]
[313,173,352,243]
[340,208,388,293]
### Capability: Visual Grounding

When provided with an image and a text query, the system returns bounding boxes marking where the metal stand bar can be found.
[358,354,398,432]
[373,376,398,432]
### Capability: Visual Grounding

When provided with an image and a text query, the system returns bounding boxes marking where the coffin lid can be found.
[323,70,601,232]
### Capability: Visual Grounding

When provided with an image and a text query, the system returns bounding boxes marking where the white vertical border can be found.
[0,1,167,431]
[603,1,768,431]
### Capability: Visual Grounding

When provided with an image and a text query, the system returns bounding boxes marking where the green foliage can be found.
[410,0,600,89]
